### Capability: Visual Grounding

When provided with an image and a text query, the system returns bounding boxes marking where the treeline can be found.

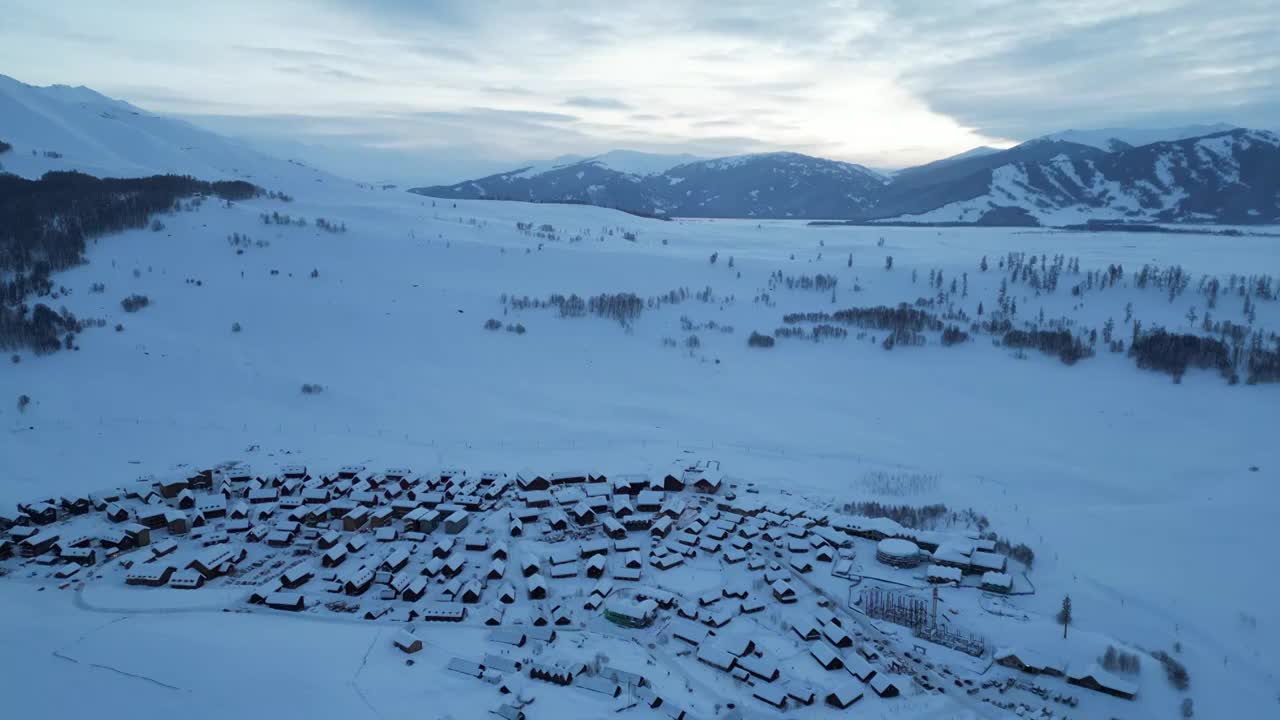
[768,271,837,291]
[775,324,847,341]
[260,211,307,227]
[0,171,257,353]
[1002,329,1093,365]
[941,325,969,346]
[1065,259,1277,313]
[535,292,644,325]
[1130,329,1232,382]
[1101,646,1142,675]
[839,500,1036,568]
[503,285,727,328]
[1246,339,1280,384]
[0,303,77,354]
[120,294,150,313]
[314,218,347,233]
[996,251,1076,295]
[780,304,947,349]
[783,304,942,333]
[842,501,950,529]
[1122,326,1280,385]
[1,171,256,279]
[0,139,11,154]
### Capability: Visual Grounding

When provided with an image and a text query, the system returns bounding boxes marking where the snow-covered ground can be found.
[3,167,1279,719]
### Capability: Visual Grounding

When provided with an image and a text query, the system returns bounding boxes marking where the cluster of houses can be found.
[1,486,177,577]
[431,616,676,719]
[2,459,1055,715]
[668,600,904,712]
[995,649,1138,701]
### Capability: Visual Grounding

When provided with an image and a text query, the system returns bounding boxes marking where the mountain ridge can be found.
[413,129,1280,225]
[0,73,341,189]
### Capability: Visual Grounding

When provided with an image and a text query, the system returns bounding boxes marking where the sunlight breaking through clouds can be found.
[0,0,1274,182]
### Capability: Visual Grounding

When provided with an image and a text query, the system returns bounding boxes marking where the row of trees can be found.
[1003,329,1093,365]
[782,304,944,333]
[0,303,75,354]
[773,324,848,341]
[1129,329,1233,382]
[120,294,150,313]
[259,211,307,227]
[1101,646,1142,674]
[768,271,838,291]
[540,292,645,325]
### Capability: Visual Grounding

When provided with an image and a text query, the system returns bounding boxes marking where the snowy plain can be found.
[2,94,1280,718]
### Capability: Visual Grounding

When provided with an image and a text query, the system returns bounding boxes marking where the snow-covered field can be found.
[3,171,1279,718]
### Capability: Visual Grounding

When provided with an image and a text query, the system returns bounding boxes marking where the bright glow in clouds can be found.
[1,0,1275,183]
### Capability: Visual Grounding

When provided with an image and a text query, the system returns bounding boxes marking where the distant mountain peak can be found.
[1035,123,1239,152]
[412,148,885,219]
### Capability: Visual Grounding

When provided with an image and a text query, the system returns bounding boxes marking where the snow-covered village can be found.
[3,458,1142,719]
[3,3,1280,719]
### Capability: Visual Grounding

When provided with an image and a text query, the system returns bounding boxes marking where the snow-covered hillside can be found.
[0,74,340,188]
[883,130,1280,225]
[413,151,887,219]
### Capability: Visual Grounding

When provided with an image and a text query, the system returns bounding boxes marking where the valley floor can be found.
[3,186,1278,718]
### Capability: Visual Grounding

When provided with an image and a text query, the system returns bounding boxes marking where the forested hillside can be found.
[0,171,256,353]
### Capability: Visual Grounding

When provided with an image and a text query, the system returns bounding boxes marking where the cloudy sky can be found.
[2,0,1275,183]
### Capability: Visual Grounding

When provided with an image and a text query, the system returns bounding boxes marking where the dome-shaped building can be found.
[875,538,921,568]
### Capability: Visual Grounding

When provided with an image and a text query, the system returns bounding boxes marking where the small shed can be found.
[1067,664,1138,700]
[265,592,306,611]
[488,628,527,647]
[826,682,864,709]
[869,674,902,698]
[393,630,424,654]
[810,643,843,671]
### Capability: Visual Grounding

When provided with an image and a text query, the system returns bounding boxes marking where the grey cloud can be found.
[236,45,353,64]
[482,86,536,96]
[691,119,740,129]
[562,96,632,110]
[411,107,580,124]
[276,64,375,84]
[883,0,1280,138]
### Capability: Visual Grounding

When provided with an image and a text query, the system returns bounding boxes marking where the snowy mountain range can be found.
[0,73,336,187]
[2,73,1274,227]
[877,129,1280,226]
[412,151,889,219]
[414,126,1280,226]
